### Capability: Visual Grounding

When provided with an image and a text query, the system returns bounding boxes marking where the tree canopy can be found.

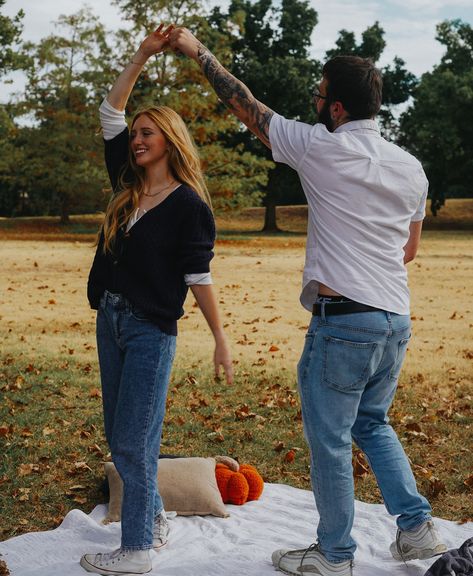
[399,19,473,214]
[0,2,471,222]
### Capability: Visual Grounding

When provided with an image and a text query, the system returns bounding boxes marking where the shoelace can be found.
[300,543,319,565]
[153,513,168,542]
[280,542,354,571]
[395,530,409,567]
[93,549,124,565]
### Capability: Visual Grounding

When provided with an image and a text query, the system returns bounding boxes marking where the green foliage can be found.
[399,20,473,214]
[0,0,26,77]
[326,21,386,62]
[210,0,320,229]
[9,10,113,221]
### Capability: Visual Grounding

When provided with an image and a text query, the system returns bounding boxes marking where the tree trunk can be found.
[262,201,280,232]
[60,200,70,225]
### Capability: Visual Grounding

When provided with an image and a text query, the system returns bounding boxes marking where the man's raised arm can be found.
[169,27,274,149]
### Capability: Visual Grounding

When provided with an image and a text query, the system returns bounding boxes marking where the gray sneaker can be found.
[390,520,448,561]
[272,543,353,576]
[153,510,169,550]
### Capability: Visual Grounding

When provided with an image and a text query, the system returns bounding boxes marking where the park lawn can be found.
[0,198,472,241]
[0,229,472,542]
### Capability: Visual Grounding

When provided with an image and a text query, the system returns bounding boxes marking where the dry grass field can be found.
[0,206,472,545]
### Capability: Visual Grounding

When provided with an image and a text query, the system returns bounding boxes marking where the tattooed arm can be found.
[169,27,274,148]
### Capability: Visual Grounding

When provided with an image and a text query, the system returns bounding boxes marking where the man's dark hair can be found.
[322,56,383,120]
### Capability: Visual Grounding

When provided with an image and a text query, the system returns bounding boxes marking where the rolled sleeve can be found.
[179,201,215,275]
[184,272,213,286]
[411,179,428,222]
[99,98,127,141]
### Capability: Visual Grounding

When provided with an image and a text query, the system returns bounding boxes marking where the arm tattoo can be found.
[197,44,273,147]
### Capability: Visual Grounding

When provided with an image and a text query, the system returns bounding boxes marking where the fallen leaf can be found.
[284,450,296,463]
[405,422,422,432]
[427,477,446,498]
[18,463,39,476]
[464,475,473,491]
[0,558,10,575]
[353,450,370,478]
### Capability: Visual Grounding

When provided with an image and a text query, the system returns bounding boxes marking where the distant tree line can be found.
[0,0,471,225]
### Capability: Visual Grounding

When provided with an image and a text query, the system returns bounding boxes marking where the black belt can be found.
[312,300,382,316]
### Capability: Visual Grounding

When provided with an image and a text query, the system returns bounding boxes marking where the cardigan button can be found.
[113,260,118,266]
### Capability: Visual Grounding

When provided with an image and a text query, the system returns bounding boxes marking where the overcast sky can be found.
[2,0,473,102]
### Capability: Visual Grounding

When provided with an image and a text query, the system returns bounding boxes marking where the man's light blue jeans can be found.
[298,305,432,562]
[96,291,176,551]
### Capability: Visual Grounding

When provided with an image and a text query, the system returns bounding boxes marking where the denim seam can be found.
[356,444,397,516]
[322,322,388,335]
[300,328,319,386]
[121,544,153,552]
[388,337,410,380]
[140,336,163,548]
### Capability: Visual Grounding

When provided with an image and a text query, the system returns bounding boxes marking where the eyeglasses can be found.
[313,90,327,102]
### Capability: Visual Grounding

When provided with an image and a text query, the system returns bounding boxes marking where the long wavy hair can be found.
[101,105,212,253]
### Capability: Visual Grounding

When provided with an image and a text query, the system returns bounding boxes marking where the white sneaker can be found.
[80,548,152,575]
[153,510,169,550]
[390,520,448,561]
[272,543,353,575]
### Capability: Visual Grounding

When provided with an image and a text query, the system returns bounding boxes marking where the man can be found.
[168,27,447,576]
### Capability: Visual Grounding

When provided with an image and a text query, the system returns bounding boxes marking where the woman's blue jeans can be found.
[96,291,176,551]
[298,307,432,562]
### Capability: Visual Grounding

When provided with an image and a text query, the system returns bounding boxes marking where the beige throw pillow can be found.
[103,457,229,524]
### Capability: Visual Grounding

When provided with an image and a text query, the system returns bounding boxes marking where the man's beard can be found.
[318,101,334,132]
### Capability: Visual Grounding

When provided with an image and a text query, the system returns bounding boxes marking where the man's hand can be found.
[168,27,202,61]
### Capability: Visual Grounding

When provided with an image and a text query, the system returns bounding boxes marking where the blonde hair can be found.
[102,106,212,253]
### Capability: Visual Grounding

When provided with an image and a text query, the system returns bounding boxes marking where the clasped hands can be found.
[138,23,202,61]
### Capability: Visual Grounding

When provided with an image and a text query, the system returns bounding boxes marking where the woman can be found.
[81,25,233,575]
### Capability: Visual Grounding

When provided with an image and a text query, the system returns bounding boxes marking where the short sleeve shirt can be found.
[269,113,428,315]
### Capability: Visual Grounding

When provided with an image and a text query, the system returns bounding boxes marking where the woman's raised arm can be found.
[106,24,173,111]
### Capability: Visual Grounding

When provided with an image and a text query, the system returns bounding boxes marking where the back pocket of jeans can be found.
[323,336,377,391]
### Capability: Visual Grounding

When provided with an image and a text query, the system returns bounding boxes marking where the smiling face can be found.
[130,114,169,169]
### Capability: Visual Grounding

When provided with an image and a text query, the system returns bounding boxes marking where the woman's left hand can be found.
[214,336,233,385]
[136,23,174,60]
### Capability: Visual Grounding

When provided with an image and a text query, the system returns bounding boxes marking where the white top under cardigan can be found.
[99,98,212,287]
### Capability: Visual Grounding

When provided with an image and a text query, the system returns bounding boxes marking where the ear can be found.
[329,100,346,120]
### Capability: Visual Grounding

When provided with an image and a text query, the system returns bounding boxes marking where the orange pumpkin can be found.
[215,462,264,505]
[239,464,264,501]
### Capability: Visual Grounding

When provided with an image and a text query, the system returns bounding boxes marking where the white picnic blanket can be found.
[0,483,471,576]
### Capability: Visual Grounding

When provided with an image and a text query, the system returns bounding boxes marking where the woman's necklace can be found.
[142,180,176,197]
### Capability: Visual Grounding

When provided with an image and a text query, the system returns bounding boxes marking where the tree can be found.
[399,20,473,214]
[0,1,28,216]
[15,9,114,222]
[210,0,320,230]
[0,0,25,76]
[325,22,417,139]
